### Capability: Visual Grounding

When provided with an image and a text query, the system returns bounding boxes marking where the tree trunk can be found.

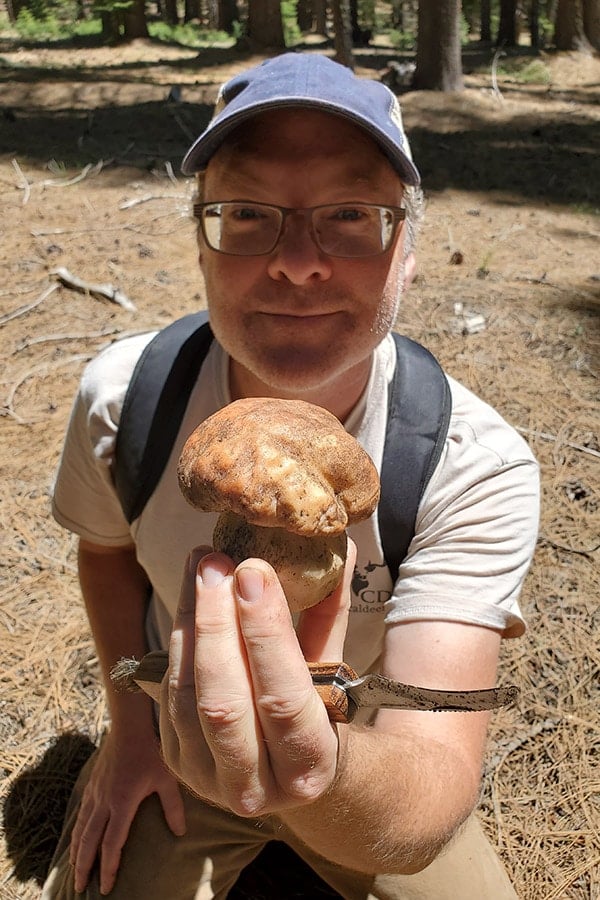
[184,0,201,22]
[313,0,327,33]
[497,0,518,45]
[297,0,313,32]
[247,0,286,47]
[123,0,149,38]
[554,0,593,50]
[205,0,219,28]
[480,0,492,41]
[101,9,122,41]
[391,0,403,30]
[583,0,600,48]
[5,0,21,22]
[331,0,354,68]
[530,0,540,47]
[162,0,179,25]
[413,0,463,91]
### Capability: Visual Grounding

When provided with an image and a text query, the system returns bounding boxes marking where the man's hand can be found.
[159,541,356,816]
[70,729,185,895]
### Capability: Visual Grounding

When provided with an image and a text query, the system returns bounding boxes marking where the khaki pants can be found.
[41,752,518,900]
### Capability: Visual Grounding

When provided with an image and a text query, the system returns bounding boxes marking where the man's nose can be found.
[266,212,333,284]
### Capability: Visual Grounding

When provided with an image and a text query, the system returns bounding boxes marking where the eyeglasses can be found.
[192,201,406,258]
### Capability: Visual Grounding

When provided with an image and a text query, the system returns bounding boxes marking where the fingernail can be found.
[199,556,228,587]
[235,566,264,603]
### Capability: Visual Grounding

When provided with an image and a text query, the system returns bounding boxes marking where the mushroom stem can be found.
[213,511,347,612]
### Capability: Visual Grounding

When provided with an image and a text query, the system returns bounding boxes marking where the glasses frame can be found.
[192,200,406,258]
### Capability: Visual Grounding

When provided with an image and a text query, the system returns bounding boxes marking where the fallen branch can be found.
[119,192,186,210]
[11,158,31,205]
[490,49,506,102]
[13,326,122,353]
[537,536,599,560]
[0,283,59,327]
[2,354,90,424]
[51,267,136,312]
[516,426,600,459]
[40,160,105,188]
[487,718,560,773]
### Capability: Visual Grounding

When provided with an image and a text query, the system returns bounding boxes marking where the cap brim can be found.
[181,98,420,186]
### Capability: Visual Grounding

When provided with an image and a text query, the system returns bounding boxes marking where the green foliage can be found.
[15,7,64,37]
[281,0,301,46]
[388,29,415,51]
[148,21,231,46]
[496,57,551,84]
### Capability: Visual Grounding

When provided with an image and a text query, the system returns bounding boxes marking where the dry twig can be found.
[50,267,137,312]
[0,284,59,327]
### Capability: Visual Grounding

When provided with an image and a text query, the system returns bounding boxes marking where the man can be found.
[43,53,539,899]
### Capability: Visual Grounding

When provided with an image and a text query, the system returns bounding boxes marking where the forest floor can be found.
[0,34,599,900]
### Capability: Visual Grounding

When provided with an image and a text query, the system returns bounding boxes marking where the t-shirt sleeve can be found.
[51,333,155,546]
[386,379,540,638]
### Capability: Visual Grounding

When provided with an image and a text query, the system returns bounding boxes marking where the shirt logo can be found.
[351,561,391,614]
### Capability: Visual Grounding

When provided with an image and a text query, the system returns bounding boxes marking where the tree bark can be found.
[497,0,518,45]
[247,0,286,48]
[413,0,463,91]
[184,0,201,23]
[530,0,540,48]
[123,0,150,38]
[313,0,327,34]
[331,0,355,68]
[162,0,179,25]
[480,0,492,42]
[554,0,593,51]
[583,0,600,48]
[297,0,313,32]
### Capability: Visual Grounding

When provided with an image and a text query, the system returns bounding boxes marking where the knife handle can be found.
[112,653,359,724]
[308,662,359,724]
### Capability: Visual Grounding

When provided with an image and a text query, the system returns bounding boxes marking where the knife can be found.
[111,652,519,723]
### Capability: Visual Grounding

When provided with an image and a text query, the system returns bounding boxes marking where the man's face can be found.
[199,109,410,412]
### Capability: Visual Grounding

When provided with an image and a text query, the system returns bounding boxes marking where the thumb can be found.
[297,537,356,662]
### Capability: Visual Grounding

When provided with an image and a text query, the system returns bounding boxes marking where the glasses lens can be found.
[202,203,282,255]
[313,205,399,257]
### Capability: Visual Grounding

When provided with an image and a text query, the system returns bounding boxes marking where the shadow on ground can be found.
[1,45,599,209]
[2,732,96,886]
[2,732,341,898]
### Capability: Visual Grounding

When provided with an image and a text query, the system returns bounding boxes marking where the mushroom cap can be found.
[177,397,380,536]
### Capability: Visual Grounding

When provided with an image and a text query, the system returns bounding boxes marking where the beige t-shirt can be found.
[52,332,539,675]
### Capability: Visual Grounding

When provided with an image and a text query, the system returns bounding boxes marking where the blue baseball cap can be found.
[181,52,420,185]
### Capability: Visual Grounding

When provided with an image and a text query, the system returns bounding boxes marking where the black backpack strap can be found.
[114,317,450,581]
[378,334,452,583]
[114,310,213,524]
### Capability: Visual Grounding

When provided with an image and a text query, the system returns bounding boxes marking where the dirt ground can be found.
[0,35,599,900]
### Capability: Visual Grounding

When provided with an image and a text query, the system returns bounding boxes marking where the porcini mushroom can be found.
[177,398,380,612]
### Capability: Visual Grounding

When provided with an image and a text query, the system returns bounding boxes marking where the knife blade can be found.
[111,653,519,723]
[308,663,519,722]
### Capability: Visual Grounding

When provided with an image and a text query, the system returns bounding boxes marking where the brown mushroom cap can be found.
[177,398,380,536]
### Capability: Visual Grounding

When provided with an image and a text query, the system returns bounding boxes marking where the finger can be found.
[297,537,356,662]
[235,560,338,804]
[72,807,107,894]
[192,553,271,815]
[161,547,213,777]
[158,779,187,837]
[99,809,139,896]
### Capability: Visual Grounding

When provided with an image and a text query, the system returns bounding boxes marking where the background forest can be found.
[3,0,600,82]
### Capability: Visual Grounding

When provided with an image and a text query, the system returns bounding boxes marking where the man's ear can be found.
[403,251,417,289]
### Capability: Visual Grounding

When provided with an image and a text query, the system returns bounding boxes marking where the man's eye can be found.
[233,206,263,221]
[333,207,366,222]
